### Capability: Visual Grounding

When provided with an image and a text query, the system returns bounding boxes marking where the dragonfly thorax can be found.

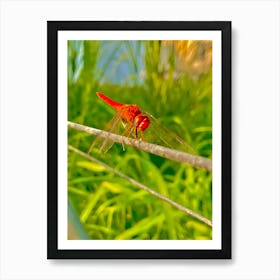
[119,104,142,123]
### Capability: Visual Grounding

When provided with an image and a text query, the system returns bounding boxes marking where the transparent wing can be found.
[142,112,196,154]
[87,112,123,154]
[88,106,196,155]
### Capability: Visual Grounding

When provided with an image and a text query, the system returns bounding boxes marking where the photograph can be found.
[68,39,213,239]
[48,21,231,259]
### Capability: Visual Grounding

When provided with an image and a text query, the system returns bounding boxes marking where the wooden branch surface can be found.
[68,121,212,172]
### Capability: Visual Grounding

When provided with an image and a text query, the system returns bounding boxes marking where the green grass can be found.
[67,40,212,240]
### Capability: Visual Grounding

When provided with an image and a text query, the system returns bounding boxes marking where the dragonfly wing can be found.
[88,112,123,153]
[143,112,196,154]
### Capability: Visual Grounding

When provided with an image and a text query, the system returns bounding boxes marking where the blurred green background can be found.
[68,40,212,240]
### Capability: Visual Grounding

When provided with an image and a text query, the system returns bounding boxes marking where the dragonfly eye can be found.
[134,115,150,131]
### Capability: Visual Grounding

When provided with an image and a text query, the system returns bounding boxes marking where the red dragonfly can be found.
[88,92,194,154]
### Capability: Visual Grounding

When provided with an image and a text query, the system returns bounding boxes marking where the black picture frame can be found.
[47,21,231,259]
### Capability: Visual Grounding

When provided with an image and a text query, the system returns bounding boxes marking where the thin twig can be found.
[68,121,212,172]
[68,145,212,228]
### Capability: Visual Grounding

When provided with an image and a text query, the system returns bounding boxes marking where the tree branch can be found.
[68,145,212,227]
[68,121,212,172]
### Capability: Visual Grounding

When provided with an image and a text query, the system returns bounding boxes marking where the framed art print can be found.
[47,21,231,259]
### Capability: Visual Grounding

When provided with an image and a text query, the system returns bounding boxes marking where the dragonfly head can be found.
[134,115,150,131]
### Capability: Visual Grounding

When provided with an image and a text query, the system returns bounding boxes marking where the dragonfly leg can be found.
[121,123,134,151]
[121,123,139,150]
[139,130,146,142]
